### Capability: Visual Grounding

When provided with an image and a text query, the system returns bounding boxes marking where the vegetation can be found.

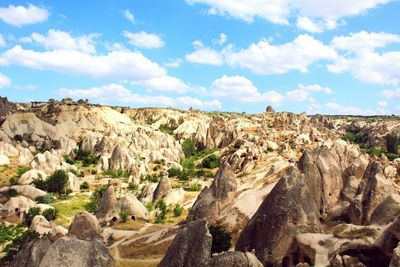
[84,187,106,213]
[386,133,400,154]
[0,224,26,247]
[182,139,196,158]
[159,123,178,135]
[33,170,69,194]
[184,183,202,192]
[119,211,129,223]
[42,208,58,221]
[343,131,365,144]
[102,169,130,178]
[80,181,90,190]
[74,149,99,167]
[154,199,168,224]
[173,204,184,217]
[35,194,54,204]
[23,207,41,226]
[209,226,232,254]
[201,154,219,169]
[145,202,154,212]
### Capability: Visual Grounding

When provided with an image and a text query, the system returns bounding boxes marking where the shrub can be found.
[102,169,130,178]
[5,189,17,198]
[184,183,202,192]
[32,179,48,191]
[0,223,26,245]
[181,158,195,170]
[386,153,399,161]
[167,167,182,177]
[343,131,365,144]
[74,149,99,166]
[128,182,138,191]
[173,204,184,217]
[182,139,196,158]
[155,199,168,224]
[35,194,53,204]
[159,124,178,136]
[42,208,58,221]
[386,133,400,154]
[16,166,30,178]
[84,187,106,213]
[209,226,232,254]
[23,207,41,226]
[119,211,129,223]
[366,147,384,157]
[201,154,219,169]
[80,181,90,190]
[146,202,154,212]
[46,170,69,194]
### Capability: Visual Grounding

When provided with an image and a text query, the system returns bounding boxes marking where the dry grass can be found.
[112,220,146,231]
[0,158,23,186]
[115,259,160,267]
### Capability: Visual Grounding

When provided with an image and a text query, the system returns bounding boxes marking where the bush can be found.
[32,179,48,191]
[201,154,220,169]
[102,169,130,178]
[146,202,154,212]
[386,153,400,161]
[155,199,168,224]
[343,131,365,144]
[15,166,30,178]
[35,194,53,204]
[181,158,195,170]
[128,182,138,191]
[184,183,202,192]
[84,187,106,213]
[5,189,17,198]
[182,139,196,158]
[74,149,99,167]
[209,226,232,254]
[47,170,69,194]
[23,207,41,226]
[42,208,58,221]
[173,204,184,217]
[159,124,178,136]
[119,211,129,223]
[0,223,26,245]
[366,147,384,157]
[386,133,400,154]
[80,181,90,190]
[167,167,182,177]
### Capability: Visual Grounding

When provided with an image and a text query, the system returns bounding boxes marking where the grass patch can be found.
[51,194,90,227]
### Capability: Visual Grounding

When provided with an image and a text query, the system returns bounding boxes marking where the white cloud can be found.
[186,47,224,66]
[123,9,135,24]
[381,88,400,100]
[328,32,400,85]
[225,34,337,75]
[0,45,166,82]
[123,31,165,49]
[331,31,400,51]
[213,33,228,46]
[210,75,283,103]
[24,29,98,54]
[0,72,11,89]
[186,0,391,25]
[0,4,49,26]
[164,58,182,68]
[296,17,338,33]
[285,84,332,102]
[324,102,386,115]
[0,34,6,47]
[58,83,221,109]
[192,40,204,49]
[378,100,388,107]
[133,76,192,93]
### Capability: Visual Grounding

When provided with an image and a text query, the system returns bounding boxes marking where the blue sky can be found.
[0,0,399,114]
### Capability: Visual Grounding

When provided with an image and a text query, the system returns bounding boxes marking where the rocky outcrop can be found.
[0,154,10,165]
[236,167,321,266]
[11,185,46,200]
[8,236,52,267]
[210,252,263,267]
[19,170,48,185]
[68,211,101,241]
[94,185,119,225]
[117,194,149,220]
[266,105,275,113]
[153,173,172,202]
[30,215,67,237]
[188,163,237,223]
[38,237,114,267]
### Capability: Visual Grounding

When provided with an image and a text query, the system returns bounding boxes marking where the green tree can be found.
[173,204,184,217]
[201,154,220,169]
[155,199,168,223]
[42,208,58,221]
[84,187,106,213]
[80,181,90,190]
[47,170,69,194]
[386,133,400,154]
[182,139,196,158]
[119,211,129,223]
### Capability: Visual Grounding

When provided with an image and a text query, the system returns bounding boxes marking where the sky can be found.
[0,0,399,115]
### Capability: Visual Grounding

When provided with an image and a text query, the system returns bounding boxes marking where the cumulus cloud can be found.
[328,32,400,85]
[225,34,337,75]
[296,17,338,33]
[381,88,400,100]
[23,29,98,54]
[0,4,50,26]
[213,33,228,46]
[0,34,6,47]
[210,75,283,103]
[0,45,166,82]
[123,31,165,49]
[164,58,182,68]
[186,0,391,26]
[58,83,221,109]
[0,72,11,89]
[285,84,333,102]
[186,47,224,66]
[324,102,386,115]
[122,9,135,24]
[132,75,194,93]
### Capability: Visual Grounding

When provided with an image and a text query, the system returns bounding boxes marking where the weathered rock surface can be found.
[153,173,172,202]
[117,194,149,220]
[68,211,101,241]
[95,185,119,225]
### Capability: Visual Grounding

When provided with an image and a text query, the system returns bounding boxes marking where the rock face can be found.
[30,215,67,237]
[236,167,321,266]
[117,194,149,219]
[188,163,237,223]
[68,211,101,241]
[159,219,212,267]
[94,185,119,225]
[266,105,275,113]
[38,237,114,267]
[8,236,52,267]
[153,173,172,202]
[210,252,263,267]
[19,170,48,185]
[0,154,10,165]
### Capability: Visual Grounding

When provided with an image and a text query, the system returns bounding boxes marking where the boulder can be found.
[17,147,34,165]
[31,151,61,173]
[11,185,47,200]
[390,242,400,267]
[236,167,321,266]
[0,196,35,222]
[266,105,275,113]
[158,219,212,267]
[153,173,172,202]
[370,194,400,225]
[0,141,19,157]
[117,194,149,220]
[38,236,114,267]
[19,170,48,185]
[210,251,263,267]
[30,215,68,237]
[9,236,52,267]
[68,211,101,241]
[94,185,119,225]
[188,163,237,223]
[0,154,10,165]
